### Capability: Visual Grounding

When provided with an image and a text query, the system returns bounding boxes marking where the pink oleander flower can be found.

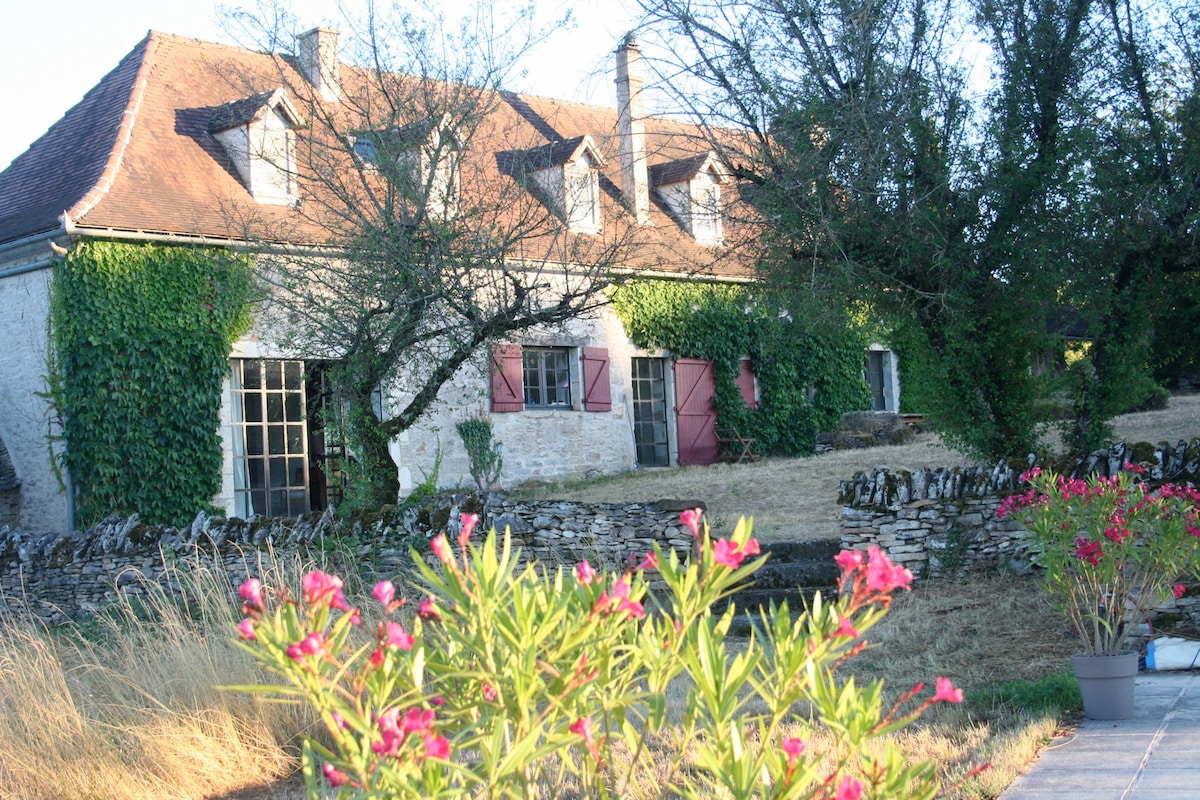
[575,560,598,585]
[1074,537,1105,566]
[236,618,256,641]
[1019,466,1043,483]
[713,537,760,569]
[680,507,704,537]
[933,676,964,703]
[286,631,326,661]
[781,736,806,767]
[836,775,864,800]
[569,715,595,746]
[460,512,479,544]
[424,733,451,760]
[1103,525,1130,544]
[373,580,395,607]
[834,616,859,639]
[1173,584,1187,599]
[374,708,403,756]
[596,577,644,619]
[402,708,435,735]
[330,711,347,730]
[238,577,264,611]
[834,549,863,577]
[430,534,453,564]
[636,551,658,571]
[430,695,446,706]
[418,597,440,621]
[302,570,348,610]
[865,545,913,592]
[322,762,349,788]
[482,683,497,702]
[381,621,414,651]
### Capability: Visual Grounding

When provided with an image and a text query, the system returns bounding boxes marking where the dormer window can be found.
[352,114,461,219]
[564,151,602,233]
[649,151,732,246]
[209,88,303,205]
[502,135,606,234]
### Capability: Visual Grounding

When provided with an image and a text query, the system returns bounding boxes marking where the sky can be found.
[0,0,643,171]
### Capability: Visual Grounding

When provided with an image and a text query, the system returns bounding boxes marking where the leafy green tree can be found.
[634,0,1200,459]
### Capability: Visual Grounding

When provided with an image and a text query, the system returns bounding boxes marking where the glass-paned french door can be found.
[866,350,887,411]
[230,359,310,518]
[631,357,670,467]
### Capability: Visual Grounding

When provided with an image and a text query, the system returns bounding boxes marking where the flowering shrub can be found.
[232,511,966,798]
[1000,466,1200,656]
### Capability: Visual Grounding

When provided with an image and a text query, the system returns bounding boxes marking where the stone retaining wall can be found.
[838,440,1200,626]
[0,494,700,623]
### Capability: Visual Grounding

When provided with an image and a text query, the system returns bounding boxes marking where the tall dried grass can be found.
[0,553,316,800]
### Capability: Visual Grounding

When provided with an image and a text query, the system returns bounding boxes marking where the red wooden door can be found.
[674,358,718,465]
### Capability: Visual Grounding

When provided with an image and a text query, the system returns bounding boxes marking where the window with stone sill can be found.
[523,347,573,408]
[491,344,611,413]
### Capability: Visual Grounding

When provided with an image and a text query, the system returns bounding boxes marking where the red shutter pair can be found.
[490,345,612,412]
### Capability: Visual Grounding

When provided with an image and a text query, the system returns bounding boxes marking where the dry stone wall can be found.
[0,493,700,623]
[838,440,1200,627]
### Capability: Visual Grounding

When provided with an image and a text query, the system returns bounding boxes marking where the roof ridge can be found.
[65,32,159,224]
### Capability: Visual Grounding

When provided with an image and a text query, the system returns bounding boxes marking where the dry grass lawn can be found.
[514,393,1200,541]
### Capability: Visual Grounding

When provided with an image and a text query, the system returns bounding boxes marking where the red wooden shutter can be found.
[491,344,524,412]
[582,347,612,412]
[736,358,758,409]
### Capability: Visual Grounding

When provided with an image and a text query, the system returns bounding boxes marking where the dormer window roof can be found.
[209,88,303,205]
[649,151,732,246]
[502,135,606,234]
[352,113,462,219]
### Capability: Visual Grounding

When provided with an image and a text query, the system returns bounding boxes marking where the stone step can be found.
[757,539,844,562]
[709,539,844,627]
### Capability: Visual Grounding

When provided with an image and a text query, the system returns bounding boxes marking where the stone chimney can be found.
[298,27,340,102]
[615,34,651,225]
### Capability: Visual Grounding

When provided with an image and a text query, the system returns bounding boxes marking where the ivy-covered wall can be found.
[609,280,870,455]
[50,241,256,527]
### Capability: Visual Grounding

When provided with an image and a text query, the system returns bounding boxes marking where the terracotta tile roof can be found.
[0,32,761,277]
[649,153,718,187]
[209,88,299,132]
[0,34,152,244]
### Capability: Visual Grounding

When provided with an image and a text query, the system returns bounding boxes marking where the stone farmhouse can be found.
[0,28,901,532]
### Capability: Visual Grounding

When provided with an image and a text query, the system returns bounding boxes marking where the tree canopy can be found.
[634,0,1200,459]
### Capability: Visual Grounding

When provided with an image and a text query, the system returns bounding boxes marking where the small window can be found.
[352,135,379,165]
[566,170,599,231]
[523,348,572,408]
[427,148,459,219]
[691,173,722,244]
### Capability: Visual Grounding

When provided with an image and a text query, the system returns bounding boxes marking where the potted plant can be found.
[999,465,1200,719]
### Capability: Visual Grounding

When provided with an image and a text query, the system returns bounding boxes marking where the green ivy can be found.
[609,280,870,456]
[49,241,256,526]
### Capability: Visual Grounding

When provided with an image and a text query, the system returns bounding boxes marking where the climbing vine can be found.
[609,280,870,455]
[49,241,257,526]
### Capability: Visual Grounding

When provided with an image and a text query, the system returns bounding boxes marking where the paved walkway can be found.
[1000,671,1200,799]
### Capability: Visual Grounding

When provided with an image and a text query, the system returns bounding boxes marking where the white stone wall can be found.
[0,266,69,532]
[389,305,647,494]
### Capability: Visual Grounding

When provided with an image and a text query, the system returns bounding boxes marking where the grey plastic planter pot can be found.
[1072,652,1139,720]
